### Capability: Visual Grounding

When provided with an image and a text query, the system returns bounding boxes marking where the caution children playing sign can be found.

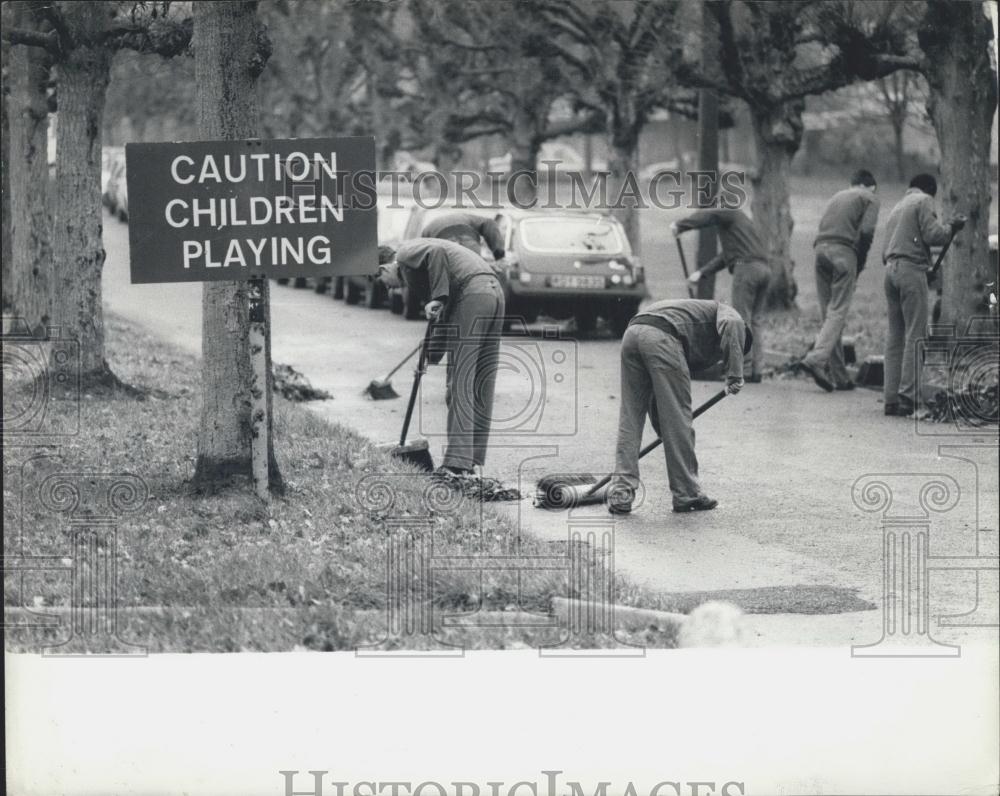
[125,137,377,284]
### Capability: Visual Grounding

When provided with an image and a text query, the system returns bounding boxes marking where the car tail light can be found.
[630,256,645,284]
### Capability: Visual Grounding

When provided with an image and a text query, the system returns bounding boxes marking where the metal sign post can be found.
[248,276,270,500]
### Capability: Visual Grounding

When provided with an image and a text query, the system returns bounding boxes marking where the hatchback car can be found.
[495,209,646,335]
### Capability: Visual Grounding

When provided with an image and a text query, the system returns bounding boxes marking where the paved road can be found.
[102,210,999,649]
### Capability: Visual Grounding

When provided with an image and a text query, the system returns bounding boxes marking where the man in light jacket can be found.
[799,169,879,392]
[881,173,965,416]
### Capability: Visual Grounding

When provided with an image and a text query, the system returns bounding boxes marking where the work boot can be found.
[884,397,915,417]
[606,484,634,515]
[798,359,834,392]
[835,380,856,391]
[747,373,763,384]
[673,495,718,513]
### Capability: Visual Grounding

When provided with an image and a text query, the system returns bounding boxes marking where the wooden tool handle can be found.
[398,320,436,447]
[584,389,728,497]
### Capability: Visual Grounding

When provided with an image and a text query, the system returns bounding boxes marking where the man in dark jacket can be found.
[673,208,770,381]
[799,170,880,392]
[421,212,506,262]
[881,173,965,416]
[378,238,506,473]
[608,299,750,515]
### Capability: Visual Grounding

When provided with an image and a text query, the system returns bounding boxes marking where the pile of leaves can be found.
[433,470,523,502]
[921,381,1000,426]
[272,363,331,402]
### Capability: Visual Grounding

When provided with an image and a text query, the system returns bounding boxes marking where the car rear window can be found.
[518,217,626,254]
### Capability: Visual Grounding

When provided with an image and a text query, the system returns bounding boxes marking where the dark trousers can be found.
[442,277,506,469]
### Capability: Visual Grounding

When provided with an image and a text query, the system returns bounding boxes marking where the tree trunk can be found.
[192,0,282,493]
[508,110,539,206]
[921,1,997,336]
[695,88,719,300]
[891,119,906,183]
[749,99,803,308]
[367,68,389,172]
[6,1,52,332]
[50,2,113,384]
[607,133,641,256]
[1,31,11,312]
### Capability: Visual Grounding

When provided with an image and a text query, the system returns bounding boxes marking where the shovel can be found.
[675,236,696,298]
[926,225,959,285]
[364,341,422,400]
[534,389,728,509]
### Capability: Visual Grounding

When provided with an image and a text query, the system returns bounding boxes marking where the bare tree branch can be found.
[2,26,60,53]
[103,17,193,56]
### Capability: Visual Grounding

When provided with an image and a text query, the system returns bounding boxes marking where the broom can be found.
[364,341,422,400]
[383,320,437,471]
[534,389,728,509]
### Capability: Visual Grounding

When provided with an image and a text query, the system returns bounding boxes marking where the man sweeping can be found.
[672,208,770,382]
[377,238,506,475]
[881,174,965,416]
[422,211,506,262]
[608,299,750,515]
[799,170,880,392]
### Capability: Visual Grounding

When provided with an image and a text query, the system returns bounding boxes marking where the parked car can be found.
[281,191,418,294]
[102,147,127,218]
[115,174,129,221]
[494,208,646,335]
[342,197,420,307]
[488,141,608,175]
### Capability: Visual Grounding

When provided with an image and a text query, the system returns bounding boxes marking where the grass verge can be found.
[4,313,677,652]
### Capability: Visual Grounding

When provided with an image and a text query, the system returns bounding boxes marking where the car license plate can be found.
[550,274,605,289]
